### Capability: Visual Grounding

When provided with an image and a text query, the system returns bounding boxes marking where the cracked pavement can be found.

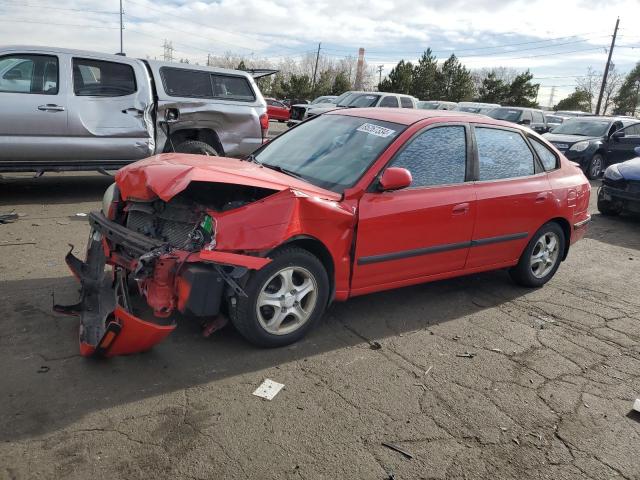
[1,173,639,479]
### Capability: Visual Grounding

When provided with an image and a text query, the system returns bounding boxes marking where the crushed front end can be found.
[55,180,272,358]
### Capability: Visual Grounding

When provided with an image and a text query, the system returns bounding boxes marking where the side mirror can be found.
[379,167,412,192]
[520,119,531,125]
[611,130,625,140]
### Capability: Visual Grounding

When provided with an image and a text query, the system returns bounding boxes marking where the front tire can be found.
[230,247,329,347]
[175,140,219,156]
[509,222,565,288]
[586,153,604,179]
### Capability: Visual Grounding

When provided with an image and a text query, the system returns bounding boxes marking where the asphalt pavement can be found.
[1,173,639,480]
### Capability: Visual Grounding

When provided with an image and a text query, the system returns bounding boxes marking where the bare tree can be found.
[576,67,601,113]
[602,65,623,115]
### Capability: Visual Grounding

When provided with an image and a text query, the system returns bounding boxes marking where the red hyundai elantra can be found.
[58,108,591,357]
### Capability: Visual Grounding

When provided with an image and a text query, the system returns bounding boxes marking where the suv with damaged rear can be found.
[0,46,268,172]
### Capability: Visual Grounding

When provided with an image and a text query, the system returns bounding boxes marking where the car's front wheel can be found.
[230,247,329,347]
[587,153,604,179]
[509,222,565,288]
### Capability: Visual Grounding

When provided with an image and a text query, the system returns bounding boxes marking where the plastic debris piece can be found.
[456,352,476,358]
[490,348,503,353]
[0,241,36,247]
[513,438,520,446]
[37,366,50,373]
[382,442,413,459]
[252,379,284,400]
[425,366,433,376]
[369,341,382,350]
[0,212,19,224]
[75,213,88,217]
[633,399,640,413]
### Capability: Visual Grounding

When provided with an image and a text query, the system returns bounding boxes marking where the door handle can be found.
[535,192,549,203]
[122,107,143,116]
[37,104,65,112]
[452,203,470,215]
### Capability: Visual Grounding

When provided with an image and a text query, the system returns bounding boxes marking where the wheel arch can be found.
[276,235,336,304]
[167,128,224,155]
[547,217,572,260]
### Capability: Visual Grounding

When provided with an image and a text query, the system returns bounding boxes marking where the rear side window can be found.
[161,67,255,101]
[530,138,558,171]
[161,68,212,97]
[379,96,399,108]
[0,54,58,94]
[73,58,136,97]
[400,97,414,108]
[475,128,534,180]
[391,126,467,187]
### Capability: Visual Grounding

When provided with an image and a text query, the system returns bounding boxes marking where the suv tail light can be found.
[260,113,269,142]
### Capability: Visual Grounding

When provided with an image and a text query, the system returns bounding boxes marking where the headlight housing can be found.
[603,164,623,181]
[569,141,590,152]
[102,183,119,219]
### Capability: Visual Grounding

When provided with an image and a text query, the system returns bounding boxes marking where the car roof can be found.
[326,107,521,128]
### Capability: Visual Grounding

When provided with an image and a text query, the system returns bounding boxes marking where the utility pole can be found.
[119,0,124,55]
[207,54,211,66]
[595,17,619,115]
[311,43,321,92]
[377,65,383,85]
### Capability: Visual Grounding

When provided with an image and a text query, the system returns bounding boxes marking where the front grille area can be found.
[125,201,199,247]
[290,106,306,121]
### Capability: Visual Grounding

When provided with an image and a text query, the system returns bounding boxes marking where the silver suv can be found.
[0,46,268,172]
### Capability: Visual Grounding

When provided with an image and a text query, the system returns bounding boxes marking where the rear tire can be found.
[175,140,218,156]
[230,247,329,347]
[586,153,604,179]
[509,222,565,288]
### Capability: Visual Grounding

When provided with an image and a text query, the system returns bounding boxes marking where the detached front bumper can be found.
[55,211,270,358]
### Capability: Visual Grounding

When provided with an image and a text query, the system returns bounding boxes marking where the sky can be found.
[1,0,639,105]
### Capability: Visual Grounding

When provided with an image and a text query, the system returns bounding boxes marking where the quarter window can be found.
[530,138,558,171]
[400,97,414,108]
[212,74,255,101]
[475,128,535,180]
[379,96,399,108]
[161,67,256,101]
[0,54,58,95]
[391,126,467,187]
[73,58,136,96]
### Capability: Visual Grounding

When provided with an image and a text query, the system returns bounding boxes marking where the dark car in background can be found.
[543,117,640,179]
[598,146,640,216]
[487,107,548,134]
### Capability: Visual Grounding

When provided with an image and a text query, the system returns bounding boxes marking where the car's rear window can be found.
[160,67,256,101]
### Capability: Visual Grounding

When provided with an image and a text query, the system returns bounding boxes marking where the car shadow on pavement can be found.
[586,211,640,251]
[0,174,113,207]
[0,270,528,442]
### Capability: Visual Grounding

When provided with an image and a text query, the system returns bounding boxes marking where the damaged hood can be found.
[115,153,341,202]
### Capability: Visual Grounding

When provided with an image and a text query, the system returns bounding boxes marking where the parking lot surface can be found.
[1,173,639,480]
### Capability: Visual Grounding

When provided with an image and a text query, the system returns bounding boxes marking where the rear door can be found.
[352,124,476,293]
[607,123,640,165]
[466,125,554,268]
[66,55,153,161]
[0,52,67,164]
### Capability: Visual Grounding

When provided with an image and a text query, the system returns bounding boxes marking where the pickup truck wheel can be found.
[175,140,218,156]
[509,222,565,288]
[230,247,329,347]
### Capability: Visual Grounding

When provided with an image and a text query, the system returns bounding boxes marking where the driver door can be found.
[607,123,640,166]
[351,124,476,294]
[65,55,153,161]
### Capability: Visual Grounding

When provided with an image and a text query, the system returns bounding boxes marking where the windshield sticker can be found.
[357,123,396,138]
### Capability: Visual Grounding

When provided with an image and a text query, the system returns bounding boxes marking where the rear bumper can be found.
[55,211,270,358]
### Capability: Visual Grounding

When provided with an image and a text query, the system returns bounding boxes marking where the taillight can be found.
[260,113,269,142]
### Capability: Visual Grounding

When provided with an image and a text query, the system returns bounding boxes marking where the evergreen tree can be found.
[613,62,640,115]
[438,54,474,102]
[554,89,592,111]
[332,71,351,95]
[411,49,439,100]
[378,60,414,94]
[478,72,509,103]
[504,70,539,107]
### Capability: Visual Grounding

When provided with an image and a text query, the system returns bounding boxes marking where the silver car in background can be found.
[0,46,267,172]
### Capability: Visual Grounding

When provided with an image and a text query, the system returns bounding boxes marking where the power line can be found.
[0,1,119,14]
[0,18,119,29]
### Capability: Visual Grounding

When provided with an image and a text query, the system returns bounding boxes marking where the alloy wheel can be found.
[530,232,560,279]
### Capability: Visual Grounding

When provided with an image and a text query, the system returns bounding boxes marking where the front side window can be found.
[254,114,405,193]
[530,138,558,171]
[380,96,399,108]
[391,126,467,187]
[0,54,58,94]
[400,97,414,108]
[73,58,135,97]
[475,127,534,180]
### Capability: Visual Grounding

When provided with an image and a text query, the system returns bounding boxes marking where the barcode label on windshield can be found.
[357,123,396,138]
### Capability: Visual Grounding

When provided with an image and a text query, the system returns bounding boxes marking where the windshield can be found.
[345,94,380,108]
[457,106,481,113]
[487,108,522,122]
[254,114,405,193]
[417,101,439,110]
[546,115,563,123]
[334,92,355,106]
[552,119,610,137]
[311,96,335,104]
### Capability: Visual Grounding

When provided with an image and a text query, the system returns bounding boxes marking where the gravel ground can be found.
[0,172,639,480]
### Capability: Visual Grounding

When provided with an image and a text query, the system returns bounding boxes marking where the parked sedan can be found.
[266,98,290,122]
[59,109,590,357]
[598,146,640,216]
[543,116,640,179]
